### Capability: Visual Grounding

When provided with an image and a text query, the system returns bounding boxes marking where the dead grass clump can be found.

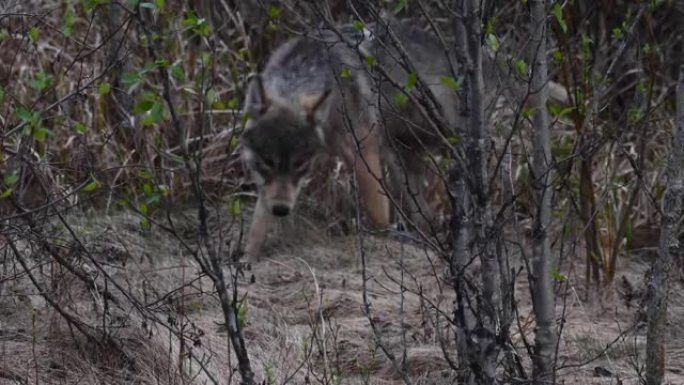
[0,269,201,385]
[0,209,234,384]
[377,346,453,380]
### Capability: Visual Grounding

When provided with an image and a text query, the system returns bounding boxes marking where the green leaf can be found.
[611,27,623,41]
[134,99,155,114]
[237,299,248,328]
[29,71,53,91]
[74,122,89,134]
[32,127,53,142]
[182,11,199,27]
[227,97,238,110]
[264,365,276,385]
[206,89,218,105]
[627,106,644,124]
[122,72,143,94]
[195,23,211,37]
[514,59,528,78]
[155,0,165,9]
[150,101,164,123]
[139,2,156,9]
[155,58,170,68]
[229,136,239,150]
[4,174,19,187]
[182,11,211,37]
[0,87,5,105]
[0,29,9,42]
[552,3,567,34]
[549,104,574,119]
[142,102,164,126]
[552,49,564,63]
[84,180,100,192]
[447,136,461,145]
[522,106,536,119]
[99,82,111,96]
[365,55,376,67]
[268,5,281,19]
[29,26,39,43]
[650,0,660,11]
[393,93,409,109]
[229,197,241,216]
[85,0,110,11]
[171,63,185,83]
[63,8,76,37]
[548,103,561,117]
[200,52,212,66]
[393,0,408,14]
[636,79,648,95]
[440,76,462,92]
[138,202,148,215]
[143,183,153,196]
[352,20,365,31]
[238,48,250,61]
[157,184,169,196]
[485,17,498,35]
[16,107,44,137]
[485,33,499,52]
[0,188,13,199]
[406,73,417,90]
[551,269,567,282]
[146,193,161,206]
[340,67,352,79]
[15,106,33,122]
[138,169,154,180]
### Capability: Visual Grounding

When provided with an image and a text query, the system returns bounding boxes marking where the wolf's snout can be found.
[272,204,291,217]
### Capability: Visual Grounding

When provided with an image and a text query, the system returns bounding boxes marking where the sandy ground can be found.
[1,207,682,384]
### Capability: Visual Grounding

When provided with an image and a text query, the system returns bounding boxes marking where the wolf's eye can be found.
[253,157,276,176]
[259,157,276,169]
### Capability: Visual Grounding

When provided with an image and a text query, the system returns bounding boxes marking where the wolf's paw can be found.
[385,222,421,244]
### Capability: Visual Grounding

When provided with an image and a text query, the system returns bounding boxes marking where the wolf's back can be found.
[259,31,368,108]
[357,20,460,148]
[261,38,333,102]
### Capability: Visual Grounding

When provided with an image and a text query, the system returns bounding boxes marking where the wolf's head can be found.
[241,75,331,217]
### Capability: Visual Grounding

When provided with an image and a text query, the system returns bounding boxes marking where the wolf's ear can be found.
[245,74,270,117]
[302,89,332,124]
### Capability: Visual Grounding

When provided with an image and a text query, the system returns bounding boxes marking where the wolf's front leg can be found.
[244,195,273,260]
[351,138,391,229]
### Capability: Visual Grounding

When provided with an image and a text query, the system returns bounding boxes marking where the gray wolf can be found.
[240,18,569,259]
[241,26,384,259]
[240,19,459,259]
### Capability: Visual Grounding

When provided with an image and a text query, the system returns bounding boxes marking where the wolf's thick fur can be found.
[240,18,565,259]
[241,26,388,259]
[241,20,458,258]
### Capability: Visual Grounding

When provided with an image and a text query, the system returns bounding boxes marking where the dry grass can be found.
[1,206,683,384]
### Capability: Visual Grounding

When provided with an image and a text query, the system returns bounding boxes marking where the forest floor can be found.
[1,205,683,385]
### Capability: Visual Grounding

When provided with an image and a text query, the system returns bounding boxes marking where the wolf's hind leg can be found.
[343,136,391,229]
[389,149,435,233]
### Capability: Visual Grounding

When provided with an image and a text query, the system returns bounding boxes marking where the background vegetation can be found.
[1,0,683,384]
